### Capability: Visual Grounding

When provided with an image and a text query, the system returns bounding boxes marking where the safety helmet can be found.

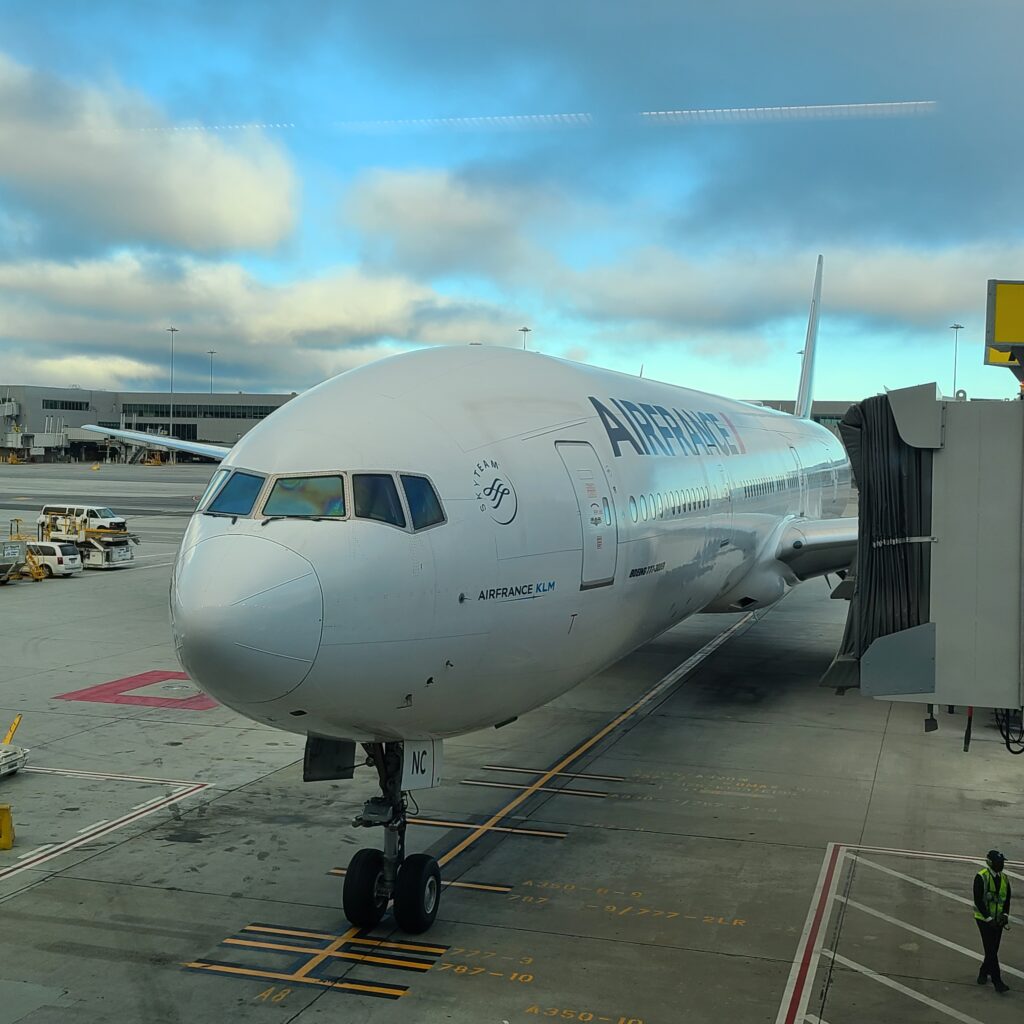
[986,850,1006,871]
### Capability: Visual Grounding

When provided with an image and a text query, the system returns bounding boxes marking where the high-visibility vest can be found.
[975,868,1009,921]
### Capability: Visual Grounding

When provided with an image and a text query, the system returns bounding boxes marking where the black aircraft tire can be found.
[393,853,441,934]
[343,848,388,928]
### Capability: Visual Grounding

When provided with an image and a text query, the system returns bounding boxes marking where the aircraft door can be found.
[556,442,617,589]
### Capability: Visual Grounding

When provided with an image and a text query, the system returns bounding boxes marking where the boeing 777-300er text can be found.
[85,256,855,933]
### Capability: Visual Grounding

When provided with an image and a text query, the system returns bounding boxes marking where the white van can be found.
[37,504,128,535]
[27,542,83,577]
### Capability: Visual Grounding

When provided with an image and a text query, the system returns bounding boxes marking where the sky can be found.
[1,1,1022,401]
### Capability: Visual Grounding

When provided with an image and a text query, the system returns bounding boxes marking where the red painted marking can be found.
[783,843,843,1024]
[718,411,747,455]
[54,670,217,710]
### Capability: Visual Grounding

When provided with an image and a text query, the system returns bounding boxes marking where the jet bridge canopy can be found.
[825,383,1024,714]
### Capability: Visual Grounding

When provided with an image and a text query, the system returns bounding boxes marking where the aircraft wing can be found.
[775,516,857,580]
[81,424,230,462]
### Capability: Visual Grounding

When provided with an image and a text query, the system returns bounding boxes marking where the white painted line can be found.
[851,844,989,865]
[823,949,986,1024]
[16,845,53,860]
[75,819,109,833]
[850,855,974,906]
[24,765,197,786]
[0,783,207,882]
[838,895,1024,981]
[850,855,1023,926]
[804,1016,831,1024]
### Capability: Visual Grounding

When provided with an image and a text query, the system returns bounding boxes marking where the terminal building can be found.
[0,384,295,462]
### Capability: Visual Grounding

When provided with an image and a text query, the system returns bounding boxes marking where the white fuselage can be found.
[171,346,851,741]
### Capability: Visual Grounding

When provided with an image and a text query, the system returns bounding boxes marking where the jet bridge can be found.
[825,382,1024,748]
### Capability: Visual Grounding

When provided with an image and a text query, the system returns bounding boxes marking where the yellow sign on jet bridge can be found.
[985,279,1024,366]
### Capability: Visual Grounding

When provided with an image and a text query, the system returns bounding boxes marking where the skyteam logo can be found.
[473,458,518,525]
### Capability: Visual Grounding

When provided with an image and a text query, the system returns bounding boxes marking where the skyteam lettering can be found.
[478,581,557,601]
[588,396,744,458]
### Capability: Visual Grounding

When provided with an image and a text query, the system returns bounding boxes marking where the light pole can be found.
[949,323,964,395]
[166,326,178,464]
[207,350,216,394]
[518,326,532,350]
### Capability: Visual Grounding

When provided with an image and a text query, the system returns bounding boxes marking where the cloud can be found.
[559,244,1023,337]
[0,253,525,392]
[0,353,160,390]
[343,168,564,282]
[0,52,296,253]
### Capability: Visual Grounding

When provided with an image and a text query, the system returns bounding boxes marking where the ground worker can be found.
[974,849,1011,993]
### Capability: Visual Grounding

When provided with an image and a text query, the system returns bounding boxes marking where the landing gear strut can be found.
[343,741,441,934]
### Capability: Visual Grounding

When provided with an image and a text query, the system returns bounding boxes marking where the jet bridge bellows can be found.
[825,383,1024,718]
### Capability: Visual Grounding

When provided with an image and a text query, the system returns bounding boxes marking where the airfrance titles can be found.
[478,580,556,602]
[589,396,745,459]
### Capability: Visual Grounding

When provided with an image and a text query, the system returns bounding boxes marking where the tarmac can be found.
[0,462,1022,1024]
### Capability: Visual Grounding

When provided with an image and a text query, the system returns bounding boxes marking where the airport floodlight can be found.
[166,326,178,462]
[518,326,532,350]
[949,323,964,394]
[208,350,217,394]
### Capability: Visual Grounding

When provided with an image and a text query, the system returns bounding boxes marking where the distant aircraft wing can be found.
[81,424,230,462]
[775,516,857,580]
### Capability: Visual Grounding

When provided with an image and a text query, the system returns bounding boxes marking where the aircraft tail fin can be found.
[794,254,823,420]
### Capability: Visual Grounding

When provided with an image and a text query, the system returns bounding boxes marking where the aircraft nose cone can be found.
[172,534,323,704]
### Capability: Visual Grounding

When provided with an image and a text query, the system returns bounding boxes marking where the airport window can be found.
[198,469,230,510]
[264,475,346,518]
[207,471,265,516]
[353,474,406,528]
[42,399,89,411]
[629,496,638,523]
[401,475,445,530]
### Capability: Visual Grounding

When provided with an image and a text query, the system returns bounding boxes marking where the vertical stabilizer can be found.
[795,255,823,420]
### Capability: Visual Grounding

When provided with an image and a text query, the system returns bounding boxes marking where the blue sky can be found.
[1,1,1022,401]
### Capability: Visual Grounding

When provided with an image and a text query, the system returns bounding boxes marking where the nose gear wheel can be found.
[342,741,442,933]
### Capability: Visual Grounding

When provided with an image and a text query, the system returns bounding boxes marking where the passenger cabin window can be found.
[401,475,445,530]
[207,471,265,516]
[353,474,406,528]
[264,475,346,518]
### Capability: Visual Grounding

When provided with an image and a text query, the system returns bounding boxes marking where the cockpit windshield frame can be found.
[204,469,268,518]
[259,471,349,520]
[208,468,446,532]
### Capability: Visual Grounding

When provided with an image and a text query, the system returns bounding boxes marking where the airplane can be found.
[84,255,855,934]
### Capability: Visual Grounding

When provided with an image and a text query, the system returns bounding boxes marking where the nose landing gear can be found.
[343,740,441,934]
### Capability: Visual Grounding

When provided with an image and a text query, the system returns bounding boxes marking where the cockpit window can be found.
[207,471,265,516]
[353,473,406,528]
[264,475,346,518]
[400,475,445,530]
[198,469,229,509]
